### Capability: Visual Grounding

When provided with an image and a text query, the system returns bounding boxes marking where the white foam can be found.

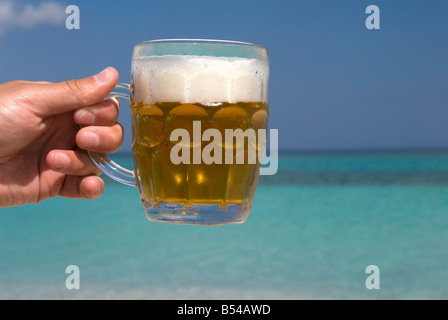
[131,55,268,104]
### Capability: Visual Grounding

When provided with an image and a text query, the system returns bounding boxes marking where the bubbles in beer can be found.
[136,105,165,148]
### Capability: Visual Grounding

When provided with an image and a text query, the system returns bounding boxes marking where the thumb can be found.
[36,67,119,116]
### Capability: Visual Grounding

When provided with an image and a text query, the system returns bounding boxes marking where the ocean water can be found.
[1,152,448,299]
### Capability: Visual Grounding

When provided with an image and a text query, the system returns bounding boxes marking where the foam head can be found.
[131,55,269,105]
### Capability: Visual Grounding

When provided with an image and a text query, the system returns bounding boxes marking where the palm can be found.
[0,102,78,205]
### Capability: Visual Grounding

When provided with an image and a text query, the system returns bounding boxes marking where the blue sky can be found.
[0,0,447,152]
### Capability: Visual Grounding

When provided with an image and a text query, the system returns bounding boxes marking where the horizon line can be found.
[112,146,448,155]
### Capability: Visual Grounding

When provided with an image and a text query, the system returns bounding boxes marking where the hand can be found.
[0,67,123,207]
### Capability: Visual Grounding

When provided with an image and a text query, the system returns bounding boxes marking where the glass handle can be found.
[88,83,136,187]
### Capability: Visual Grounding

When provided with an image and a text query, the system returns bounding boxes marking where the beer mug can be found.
[90,39,269,225]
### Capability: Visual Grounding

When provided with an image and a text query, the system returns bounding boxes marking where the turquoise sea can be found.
[1,151,448,299]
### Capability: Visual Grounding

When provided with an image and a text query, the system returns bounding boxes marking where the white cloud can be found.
[0,0,66,36]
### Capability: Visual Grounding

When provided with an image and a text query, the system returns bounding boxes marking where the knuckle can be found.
[106,97,120,108]
[115,123,124,140]
[98,106,117,124]
[5,81,30,95]
[64,79,84,104]
[92,100,119,125]
[110,124,124,151]
[102,116,115,126]
[9,80,27,86]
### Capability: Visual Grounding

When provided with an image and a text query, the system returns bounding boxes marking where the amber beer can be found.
[130,53,269,214]
[132,101,268,206]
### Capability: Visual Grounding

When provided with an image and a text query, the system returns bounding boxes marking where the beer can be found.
[129,50,269,222]
[132,101,268,206]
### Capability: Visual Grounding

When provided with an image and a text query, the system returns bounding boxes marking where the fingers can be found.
[46,149,104,199]
[59,175,105,200]
[72,97,123,153]
[76,123,124,153]
[35,67,119,116]
[73,98,119,126]
[46,149,102,176]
